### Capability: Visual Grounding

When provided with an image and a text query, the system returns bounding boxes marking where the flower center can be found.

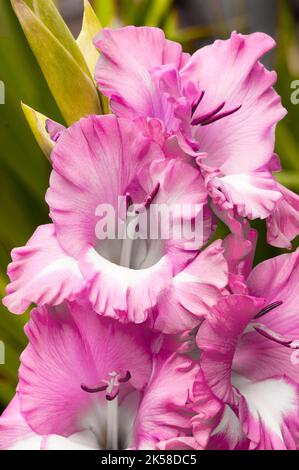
[81,370,131,450]
[96,184,164,270]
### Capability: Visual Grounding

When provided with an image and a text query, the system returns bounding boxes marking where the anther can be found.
[255,301,283,319]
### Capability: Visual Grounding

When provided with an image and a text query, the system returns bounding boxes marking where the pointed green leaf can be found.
[93,0,116,27]
[77,0,101,77]
[25,0,90,75]
[11,0,102,124]
[21,103,54,160]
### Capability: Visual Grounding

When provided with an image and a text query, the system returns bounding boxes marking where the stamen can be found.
[106,396,118,450]
[200,104,242,126]
[81,371,131,451]
[255,301,283,319]
[191,101,225,126]
[118,370,131,383]
[191,90,205,115]
[125,192,133,211]
[136,182,160,214]
[254,324,299,350]
[81,382,108,394]
[81,370,131,399]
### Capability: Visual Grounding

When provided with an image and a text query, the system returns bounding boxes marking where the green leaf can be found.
[21,102,54,159]
[93,0,117,27]
[144,0,174,27]
[77,0,101,77]
[11,0,102,124]
[276,123,299,171]
[25,0,90,75]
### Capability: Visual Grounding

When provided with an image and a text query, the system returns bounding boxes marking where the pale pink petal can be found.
[2,225,84,314]
[182,31,286,173]
[207,171,282,220]
[18,302,153,436]
[238,376,299,450]
[267,183,299,249]
[80,247,173,324]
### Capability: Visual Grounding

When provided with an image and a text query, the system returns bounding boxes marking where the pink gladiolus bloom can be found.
[95,27,299,246]
[3,114,228,332]
[195,249,299,450]
[0,301,199,450]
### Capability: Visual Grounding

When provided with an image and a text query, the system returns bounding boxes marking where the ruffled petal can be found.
[94,26,188,121]
[267,183,299,249]
[154,241,228,334]
[196,295,265,406]
[3,225,84,314]
[133,353,199,449]
[80,247,173,324]
[207,171,282,220]
[182,31,286,173]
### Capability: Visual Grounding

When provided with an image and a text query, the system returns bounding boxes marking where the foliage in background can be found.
[0,0,298,409]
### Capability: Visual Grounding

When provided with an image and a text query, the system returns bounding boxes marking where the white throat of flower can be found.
[80,370,137,450]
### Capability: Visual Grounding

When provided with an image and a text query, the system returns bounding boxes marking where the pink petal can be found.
[182,31,286,174]
[154,241,228,334]
[94,27,188,121]
[46,115,163,258]
[18,302,153,436]
[2,225,84,314]
[207,171,282,220]
[196,295,265,406]
[238,376,299,450]
[80,247,174,323]
[236,250,299,383]
[267,183,299,249]
[0,395,40,450]
[133,352,199,449]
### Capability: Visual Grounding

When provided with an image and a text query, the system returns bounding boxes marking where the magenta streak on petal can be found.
[200,105,242,126]
[254,301,283,319]
[191,102,225,126]
[191,90,206,116]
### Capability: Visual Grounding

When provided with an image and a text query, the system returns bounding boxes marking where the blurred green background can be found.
[0,0,298,410]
